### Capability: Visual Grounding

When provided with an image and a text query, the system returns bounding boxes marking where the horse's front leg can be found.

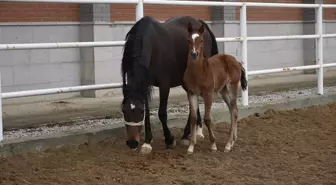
[181,105,204,146]
[158,86,176,149]
[187,93,199,154]
[181,84,204,146]
[140,99,153,155]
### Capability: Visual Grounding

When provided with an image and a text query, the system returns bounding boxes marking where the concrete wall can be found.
[0,21,336,95]
[0,23,81,93]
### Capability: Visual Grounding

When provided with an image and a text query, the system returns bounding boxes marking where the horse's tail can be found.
[199,19,218,56]
[239,61,248,91]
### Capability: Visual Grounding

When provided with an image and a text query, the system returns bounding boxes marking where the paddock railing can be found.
[0,0,336,142]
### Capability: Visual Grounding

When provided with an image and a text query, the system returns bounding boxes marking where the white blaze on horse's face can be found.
[191,33,199,53]
[192,33,199,41]
[130,102,135,110]
[124,102,146,126]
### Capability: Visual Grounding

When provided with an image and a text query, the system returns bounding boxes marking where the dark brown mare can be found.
[183,22,247,154]
[121,16,218,154]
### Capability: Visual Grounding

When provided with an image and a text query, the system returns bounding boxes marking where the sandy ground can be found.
[1,102,336,185]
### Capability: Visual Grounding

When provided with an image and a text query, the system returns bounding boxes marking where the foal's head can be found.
[187,22,205,61]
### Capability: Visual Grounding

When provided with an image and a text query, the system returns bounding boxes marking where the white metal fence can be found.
[0,0,336,142]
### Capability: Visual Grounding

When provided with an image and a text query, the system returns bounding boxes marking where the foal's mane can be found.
[121,16,155,104]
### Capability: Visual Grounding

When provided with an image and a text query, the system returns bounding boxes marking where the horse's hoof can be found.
[167,139,176,149]
[210,143,217,152]
[224,145,232,153]
[197,134,205,139]
[140,143,152,155]
[187,146,194,155]
[196,126,204,139]
[180,139,189,146]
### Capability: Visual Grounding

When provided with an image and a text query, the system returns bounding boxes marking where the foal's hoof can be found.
[210,143,217,152]
[187,146,194,155]
[140,143,152,155]
[224,142,233,153]
[180,139,189,146]
[167,139,176,149]
[196,126,204,139]
[224,148,231,153]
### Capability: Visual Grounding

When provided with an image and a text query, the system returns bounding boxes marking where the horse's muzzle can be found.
[191,52,198,60]
[126,140,139,150]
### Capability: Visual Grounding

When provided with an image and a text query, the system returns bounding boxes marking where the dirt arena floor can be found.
[1,103,336,185]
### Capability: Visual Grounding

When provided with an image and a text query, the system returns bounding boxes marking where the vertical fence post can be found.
[316,4,324,95]
[136,0,144,21]
[0,72,3,142]
[240,3,248,106]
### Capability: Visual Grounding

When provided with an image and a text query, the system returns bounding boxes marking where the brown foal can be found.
[183,22,248,154]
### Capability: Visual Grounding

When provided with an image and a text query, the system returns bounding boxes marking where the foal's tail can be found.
[239,62,248,91]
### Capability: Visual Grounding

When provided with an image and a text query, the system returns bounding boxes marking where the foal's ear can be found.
[199,23,205,34]
[187,22,193,34]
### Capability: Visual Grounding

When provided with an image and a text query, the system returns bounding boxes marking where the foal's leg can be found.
[140,98,154,155]
[196,108,204,139]
[181,106,204,146]
[158,86,176,149]
[220,84,239,152]
[181,85,204,146]
[187,93,198,154]
[202,92,217,152]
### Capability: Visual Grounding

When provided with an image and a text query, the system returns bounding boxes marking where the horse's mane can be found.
[121,16,155,104]
[198,19,218,56]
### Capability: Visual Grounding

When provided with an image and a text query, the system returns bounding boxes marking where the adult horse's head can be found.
[121,61,149,152]
[121,17,153,150]
[121,85,145,150]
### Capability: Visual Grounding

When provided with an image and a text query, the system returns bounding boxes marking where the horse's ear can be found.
[187,22,193,34]
[199,23,205,34]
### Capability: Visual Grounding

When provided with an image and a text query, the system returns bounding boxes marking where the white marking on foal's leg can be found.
[210,143,217,152]
[187,94,198,155]
[187,145,194,155]
[140,143,152,155]
[180,139,190,146]
[196,125,204,139]
[224,141,235,153]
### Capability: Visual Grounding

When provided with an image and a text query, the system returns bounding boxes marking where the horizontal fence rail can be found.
[0,0,139,3]
[0,41,126,50]
[4,34,335,50]
[0,0,336,142]
[1,83,123,99]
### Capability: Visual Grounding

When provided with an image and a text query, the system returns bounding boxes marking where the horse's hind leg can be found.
[220,84,239,152]
[158,86,176,149]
